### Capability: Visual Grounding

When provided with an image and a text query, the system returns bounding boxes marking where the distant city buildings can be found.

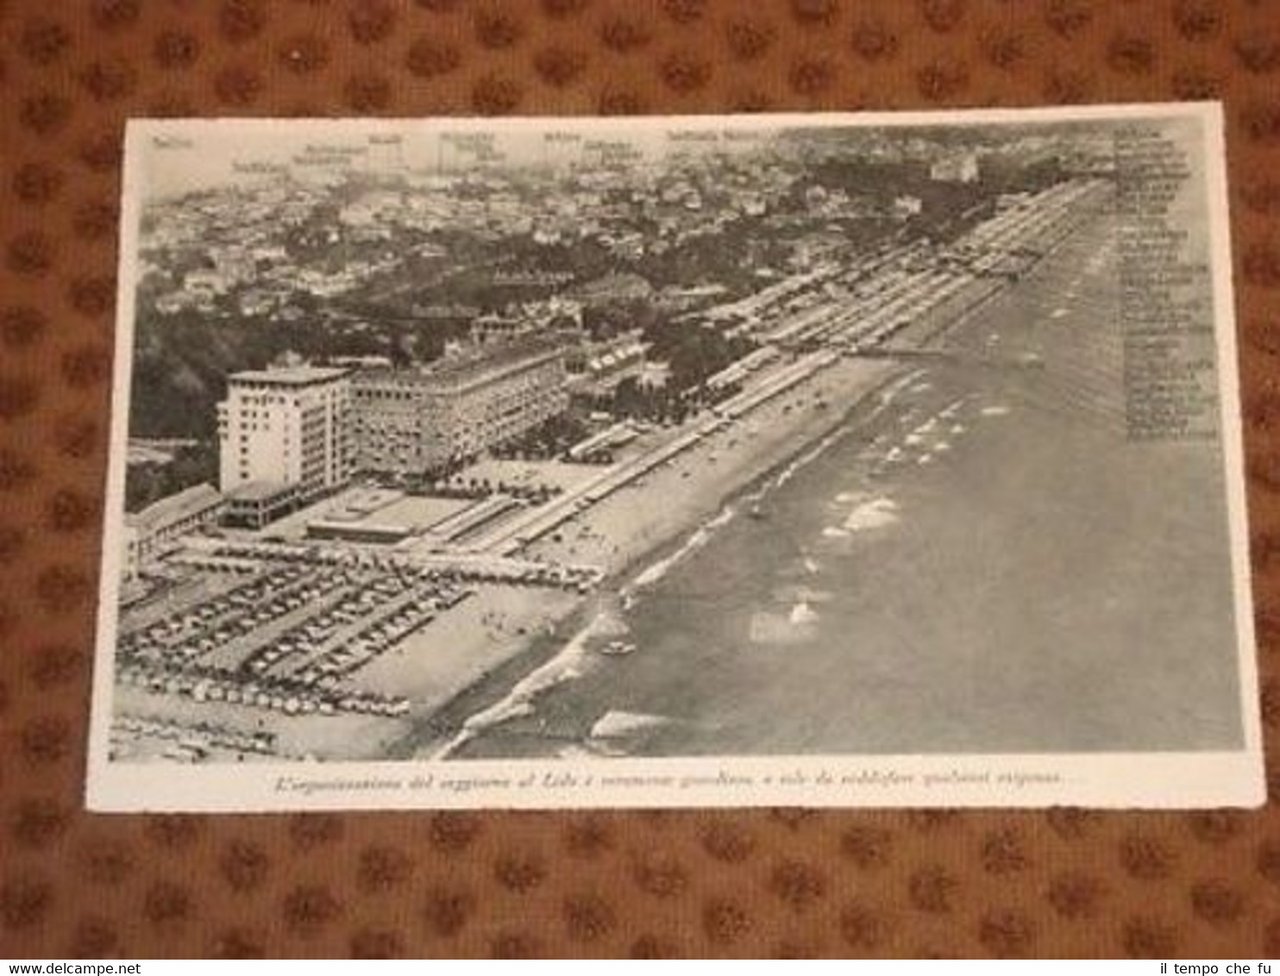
[134,126,1097,538]
[468,312,530,346]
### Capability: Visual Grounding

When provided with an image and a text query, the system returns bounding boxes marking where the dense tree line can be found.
[124,445,218,514]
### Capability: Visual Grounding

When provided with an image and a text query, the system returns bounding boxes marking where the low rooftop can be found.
[228,365,351,386]
[226,480,297,503]
[126,483,222,531]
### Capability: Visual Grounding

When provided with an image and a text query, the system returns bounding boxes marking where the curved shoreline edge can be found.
[387,359,920,762]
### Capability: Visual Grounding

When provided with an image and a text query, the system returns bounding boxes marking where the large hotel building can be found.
[217,366,354,492]
[350,337,568,474]
[216,339,568,520]
[217,366,354,524]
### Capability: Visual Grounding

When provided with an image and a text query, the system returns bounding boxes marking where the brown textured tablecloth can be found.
[1,0,1279,959]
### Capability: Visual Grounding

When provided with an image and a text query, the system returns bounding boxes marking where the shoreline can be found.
[396,208,1113,762]
[391,357,919,760]
[112,353,911,764]
[115,206,1111,765]
[440,201,1245,761]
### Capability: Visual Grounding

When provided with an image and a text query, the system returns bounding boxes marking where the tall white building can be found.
[216,366,353,498]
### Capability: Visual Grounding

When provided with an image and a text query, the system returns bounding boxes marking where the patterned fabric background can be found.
[1,0,1279,959]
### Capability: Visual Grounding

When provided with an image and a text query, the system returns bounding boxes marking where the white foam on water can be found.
[904,433,924,446]
[772,584,833,604]
[557,744,598,759]
[917,454,932,465]
[435,592,642,758]
[628,502,735,591]
[844,496,899,532]
[878,369,928,406]
[1051,308,1068,319]
[773,425,847,490]
[950,424,966,435]
[590,710,671,740]
[981,405,1011,417]
[453,612,607,739]
[749,611,817,645]
[435,365,930,758]
[934,441,951,452]
[593,608,630,638]
[797,586,833,603]
[822,526,850,539]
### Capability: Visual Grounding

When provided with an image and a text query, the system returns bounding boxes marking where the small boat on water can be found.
[598,640,636,657]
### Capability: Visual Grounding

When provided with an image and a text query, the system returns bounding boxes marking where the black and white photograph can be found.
[87,105,1263,810]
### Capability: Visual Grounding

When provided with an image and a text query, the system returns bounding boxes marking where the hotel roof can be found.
[228,365,351,386]
[126,483,223,533]
[226,480,296,502]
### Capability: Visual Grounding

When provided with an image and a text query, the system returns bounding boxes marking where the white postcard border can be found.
[87,102,1266,812]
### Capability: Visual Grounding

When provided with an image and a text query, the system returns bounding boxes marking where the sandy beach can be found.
[111,349,912,763]
[375,355,912,759]
[526,357,901,573]
[373,223,1085,760]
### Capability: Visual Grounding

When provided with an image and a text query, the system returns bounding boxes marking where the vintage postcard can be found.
[87,103,1264,811]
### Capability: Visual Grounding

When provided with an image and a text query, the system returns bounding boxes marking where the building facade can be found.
[351,339,568,475]
[564,330,647,383]
[223,481,304,529]
[217,366,353,498]
[123,482,225,579]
